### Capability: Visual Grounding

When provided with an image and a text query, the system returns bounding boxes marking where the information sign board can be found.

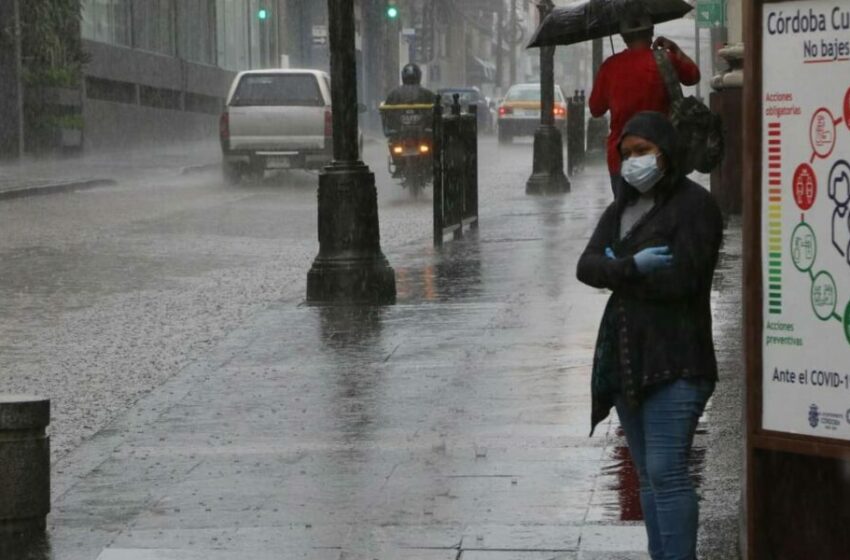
[696,0,724,28]
[760,0,850,441]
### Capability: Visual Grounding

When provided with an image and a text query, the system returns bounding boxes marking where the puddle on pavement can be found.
[395,235,483,303]
[598,419,709,522]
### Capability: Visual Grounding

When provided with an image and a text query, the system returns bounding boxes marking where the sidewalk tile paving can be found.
[5,150,742,560]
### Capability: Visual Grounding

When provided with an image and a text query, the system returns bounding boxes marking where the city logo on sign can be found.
[809,403,820,428]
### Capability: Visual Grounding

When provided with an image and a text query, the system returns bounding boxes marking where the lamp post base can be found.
[526,126,570,195]
[306,162,396,305]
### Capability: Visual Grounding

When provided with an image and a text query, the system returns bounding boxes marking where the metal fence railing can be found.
[433,94,478,247]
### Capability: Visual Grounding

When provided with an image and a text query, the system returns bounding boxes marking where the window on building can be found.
[216,0,250,70]
[178,0,216,65]
[133,0,176,55]
[81,0,131,46]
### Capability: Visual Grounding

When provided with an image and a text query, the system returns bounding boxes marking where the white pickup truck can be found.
[220,69,342,183]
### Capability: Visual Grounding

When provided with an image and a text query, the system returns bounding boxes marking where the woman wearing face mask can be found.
[576,111,723,560]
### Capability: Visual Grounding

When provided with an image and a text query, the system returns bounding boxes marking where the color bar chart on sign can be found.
[768,122,783,315]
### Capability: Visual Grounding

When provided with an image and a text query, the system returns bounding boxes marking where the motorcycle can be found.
[379,103,434,198]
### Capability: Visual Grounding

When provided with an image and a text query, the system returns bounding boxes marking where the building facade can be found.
[79,0,290,150]
[0,0,293,157]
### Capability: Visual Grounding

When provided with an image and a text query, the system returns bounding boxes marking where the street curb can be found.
[180,162,220,176]
[0,178,117,202]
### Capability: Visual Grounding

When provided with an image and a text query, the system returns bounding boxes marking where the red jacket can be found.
[589,46,700,174]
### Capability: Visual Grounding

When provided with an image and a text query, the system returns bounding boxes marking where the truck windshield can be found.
[231,74,324,107]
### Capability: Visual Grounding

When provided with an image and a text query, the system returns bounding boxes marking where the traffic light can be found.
[258,7,268,20]
[386,2,399,19]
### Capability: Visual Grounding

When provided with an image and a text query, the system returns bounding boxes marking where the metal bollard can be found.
[0,395,50,538]
[567,93,586,175]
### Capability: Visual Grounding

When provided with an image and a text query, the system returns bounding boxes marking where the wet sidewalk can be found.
[25,163,741,560]
[0,141,219,198]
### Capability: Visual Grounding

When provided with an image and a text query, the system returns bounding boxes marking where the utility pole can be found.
[509,0,518,86]
[592,38,603,79]
[14,0,24,158]
[495,0,504,93]
[526,0,569,195]
[306,0,396,304]
[694,18,702,100]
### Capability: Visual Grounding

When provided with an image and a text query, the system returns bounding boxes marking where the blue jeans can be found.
[615,378,715,560]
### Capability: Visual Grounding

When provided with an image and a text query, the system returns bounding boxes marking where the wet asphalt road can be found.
[0,138,743,559]
[0,139,435,462]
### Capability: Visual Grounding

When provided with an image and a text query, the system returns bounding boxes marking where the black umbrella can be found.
[527,0,694,48]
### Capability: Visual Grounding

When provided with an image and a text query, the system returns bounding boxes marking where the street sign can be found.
[312,25,328,46]
[696,0,724,28]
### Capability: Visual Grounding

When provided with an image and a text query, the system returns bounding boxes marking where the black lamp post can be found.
[526,0,570,195]
[306,0,396,304]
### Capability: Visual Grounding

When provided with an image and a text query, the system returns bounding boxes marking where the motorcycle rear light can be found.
[324,110,333,137]
[393,145,404,155]
[219,112,230,140]
[499,106,513,116]
[419,144,430,153]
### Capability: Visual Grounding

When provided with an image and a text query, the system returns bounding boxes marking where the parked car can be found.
[496,83,568,145]
[219,69,361,183]
[437,87,492,133]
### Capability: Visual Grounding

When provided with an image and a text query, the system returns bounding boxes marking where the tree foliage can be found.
[22,0,88,87]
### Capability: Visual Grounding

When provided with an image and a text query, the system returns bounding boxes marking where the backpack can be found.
[653,49,724,174]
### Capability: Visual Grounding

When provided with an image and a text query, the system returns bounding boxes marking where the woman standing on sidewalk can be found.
[576,111,723,560]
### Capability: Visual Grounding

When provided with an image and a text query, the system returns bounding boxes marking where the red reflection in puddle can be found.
[602,426,708,522]
[610,443,643,521]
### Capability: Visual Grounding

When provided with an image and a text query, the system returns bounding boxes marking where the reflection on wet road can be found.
[0,136,743,559]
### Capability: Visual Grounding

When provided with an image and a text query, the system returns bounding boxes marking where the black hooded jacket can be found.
[385,84,437,106]
[576,112,724,433]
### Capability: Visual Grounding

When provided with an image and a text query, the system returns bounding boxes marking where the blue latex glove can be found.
[633,246,673,275]
[605,247,615,260]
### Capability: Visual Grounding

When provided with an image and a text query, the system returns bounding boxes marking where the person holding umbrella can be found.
[527,0,700,196]
[576,111,723,560]
[589,9,700,195]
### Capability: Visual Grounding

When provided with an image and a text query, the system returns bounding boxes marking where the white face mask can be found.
[621,153,664,193]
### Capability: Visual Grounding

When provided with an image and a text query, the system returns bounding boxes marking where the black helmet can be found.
[401,63,422,85]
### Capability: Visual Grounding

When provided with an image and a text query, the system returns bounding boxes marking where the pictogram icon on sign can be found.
[793,163,817,210]
[811,271,838,321]
[810,108,837,160]
[844,300,850,344]
[828,160,850,264]
[844,87,850,131]
[791,222,817,273]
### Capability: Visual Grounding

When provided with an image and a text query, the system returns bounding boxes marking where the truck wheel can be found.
[222,161,243,185]
[248,159,266,181]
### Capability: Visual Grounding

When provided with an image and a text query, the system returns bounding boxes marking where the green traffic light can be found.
[387,6,399,18]
[258,8,268,20]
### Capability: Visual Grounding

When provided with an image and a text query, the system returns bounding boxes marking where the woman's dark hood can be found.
[615,111,682,201]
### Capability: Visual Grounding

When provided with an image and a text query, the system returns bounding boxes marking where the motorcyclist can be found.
[385,63,436,106]
[381,63,435,195]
